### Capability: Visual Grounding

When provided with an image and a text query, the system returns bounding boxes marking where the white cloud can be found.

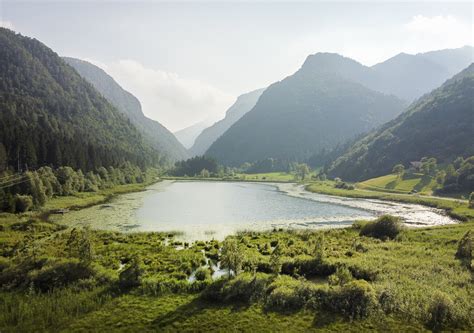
[88,59,234,132]
[0,20,14,30]
[403,15,473,51]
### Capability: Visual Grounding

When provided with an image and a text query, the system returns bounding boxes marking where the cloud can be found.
[0,20,14,30]
[403,15,473,50]
[92,59,234,132]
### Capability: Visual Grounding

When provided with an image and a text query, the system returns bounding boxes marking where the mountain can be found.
[328,64,474,181]
[174,120,212,149]
[299,46,473,102]
[0,28,159,171]
[420,46,474,75]
[63,57,188,162]
[190,88,265,156]
[205,54,407,166]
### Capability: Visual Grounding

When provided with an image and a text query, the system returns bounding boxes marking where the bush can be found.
[265,275,320,312]
[326,280,377,320]
[360,215,402,240]
[427,291,456,330]
[14,195,33,213]
[194,267,211,281]
[201,273,272,303]
[119,257,143,290]
[281,257,335,277]
[455,231,472,269]
[328,266,352,286]
[28,258,95,292]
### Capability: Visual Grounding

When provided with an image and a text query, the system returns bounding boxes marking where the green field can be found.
[358,173,438,195]
[0,177,473,332]
[0,205,473,332]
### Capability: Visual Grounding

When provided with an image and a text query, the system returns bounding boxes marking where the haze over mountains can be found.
[190,88,265,156]
[63,57,189,162]
[0,27,472,182]
[174,120,213,150]
[328,63,474,181]
[205,46,473,167]
[206,54,407,166]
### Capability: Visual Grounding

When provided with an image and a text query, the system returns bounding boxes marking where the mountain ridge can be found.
[327,63,474,181]
[63,57,189,162]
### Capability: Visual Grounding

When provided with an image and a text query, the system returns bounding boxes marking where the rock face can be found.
[64,57,188,163]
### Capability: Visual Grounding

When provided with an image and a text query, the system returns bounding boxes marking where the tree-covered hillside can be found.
[0,28,160,171]
[63,57,188,163]
[328,64,474,181]
[206,54,406,166]
[190,88,264,156]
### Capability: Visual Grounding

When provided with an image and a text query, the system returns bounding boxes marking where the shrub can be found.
[326,280,377,320]
[265,275,319,312]
[194,267,211,281]
[119,257,143,290]
[328,266,352,286]
[220,238,244,276]
[14,195,33,213]
[455,231,472,269]
[28,258,95,292]
[281,256,335,277]
[266,284,302,311]
[201,273,272,303]
[427,291,456,330]
[360,215,402,240]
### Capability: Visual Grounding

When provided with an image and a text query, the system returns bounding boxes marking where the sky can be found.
[0,1,473,132]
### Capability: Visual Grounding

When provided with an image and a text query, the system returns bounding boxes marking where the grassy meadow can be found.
[0,175,472,332]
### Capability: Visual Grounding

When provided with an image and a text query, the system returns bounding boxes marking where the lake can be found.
[57,180,455,241]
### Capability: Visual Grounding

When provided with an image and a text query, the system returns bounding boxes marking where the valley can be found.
[0,3,473,332]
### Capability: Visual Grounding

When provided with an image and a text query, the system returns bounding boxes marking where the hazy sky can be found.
[1,1,472,131]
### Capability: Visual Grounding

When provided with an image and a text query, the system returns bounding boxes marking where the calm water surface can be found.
[58,180,455,241]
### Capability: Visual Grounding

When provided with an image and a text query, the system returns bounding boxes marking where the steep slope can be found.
[370,53,452,101]
[174,120,212,149]
[206,54,406,166]
[328,64,474,181]
[190,88,264,156]
[0,28,159,171]
[63,57,188,162]
[420,45,473,75]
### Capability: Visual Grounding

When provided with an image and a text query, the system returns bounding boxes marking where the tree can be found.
[420,157,437,176]
[200,168,210,178]
[119,256,143,289]
[392,164,405,179]
[435,170,446,185]
[295,163,311,180]
[313,234,325,262]
[269,245,282,274]
[470,192,474,209]
[0,143,7,171]
[14,194,33,213]
[66,227,94,264]
[220,238,244,277]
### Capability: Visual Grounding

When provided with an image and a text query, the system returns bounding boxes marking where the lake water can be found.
[58,180,456,241]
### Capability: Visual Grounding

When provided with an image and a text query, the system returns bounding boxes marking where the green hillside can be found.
[328,64,474,181]
[358,173,438,195]
[190,88,265,156]
[206,54,406,166]
[0,28,159,171]
[64,57,188,163]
